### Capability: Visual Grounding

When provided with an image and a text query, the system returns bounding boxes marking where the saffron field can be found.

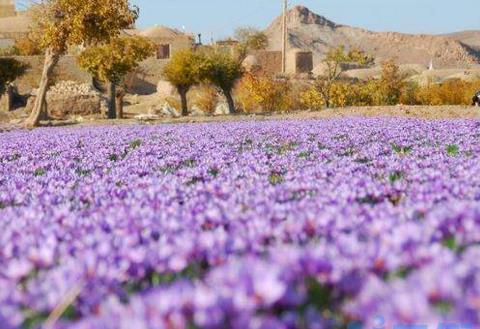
[1,118,480,328]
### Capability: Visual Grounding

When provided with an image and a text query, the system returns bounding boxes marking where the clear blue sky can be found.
[130,0,479,41]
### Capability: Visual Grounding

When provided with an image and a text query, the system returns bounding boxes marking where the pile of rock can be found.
[46,81,99,97]
[27,81,104,120]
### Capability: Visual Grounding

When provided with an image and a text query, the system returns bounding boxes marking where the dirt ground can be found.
[1,105,480,131]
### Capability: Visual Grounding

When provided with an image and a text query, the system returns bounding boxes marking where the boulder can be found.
[46,95,102,120]
[242,55,260,73]
[190,105,206,117]
[214,102,230,116]
[160,102,181,118]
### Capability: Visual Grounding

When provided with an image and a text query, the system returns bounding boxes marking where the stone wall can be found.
[11,55,168,96]
[9,50,313,97]
[251,50,282,76]
[25,81,103,119]
[125,57,169,95]
[11,56,92,94]
[249,50,313,76]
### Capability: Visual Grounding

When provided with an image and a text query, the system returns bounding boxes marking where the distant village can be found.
[0,0,313,97]
[0,0,479,125]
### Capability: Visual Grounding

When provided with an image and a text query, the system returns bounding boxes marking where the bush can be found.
[300,80,376,110]
[300,85,324,111]
[238,58,480,112]
[13,35,44,56]
[399,81,419,105]
[372,59,405,105]
[190,84,219,114]
[412,80,480,106]
[0,58,28,94]
[235,73,292,113]
[164,96,182,112]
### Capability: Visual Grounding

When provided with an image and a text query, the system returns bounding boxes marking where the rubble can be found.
[47,81,99,96]
[26,81,104,120]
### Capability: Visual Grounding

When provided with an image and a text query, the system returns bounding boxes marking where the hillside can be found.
[265,6,480,69]
[443,30,480,53]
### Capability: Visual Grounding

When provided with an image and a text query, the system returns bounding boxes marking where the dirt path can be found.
[81,105,480,126]
[1,105,480,131]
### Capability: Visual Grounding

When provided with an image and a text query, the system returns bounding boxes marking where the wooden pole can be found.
[281,0,287,74]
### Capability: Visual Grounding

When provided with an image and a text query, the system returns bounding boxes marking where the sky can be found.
[129,0,479,41]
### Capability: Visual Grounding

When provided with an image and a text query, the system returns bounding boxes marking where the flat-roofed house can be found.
[136,26,194,60]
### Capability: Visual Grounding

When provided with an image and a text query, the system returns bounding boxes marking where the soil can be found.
[1,105,480,132]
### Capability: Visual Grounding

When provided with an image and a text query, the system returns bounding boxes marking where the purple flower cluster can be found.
[1,118,480,329]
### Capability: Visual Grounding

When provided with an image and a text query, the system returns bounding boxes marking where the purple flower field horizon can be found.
[1,118,480,329]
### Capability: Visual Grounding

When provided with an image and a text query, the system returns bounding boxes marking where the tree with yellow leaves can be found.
[24,0,139,128]
[162,49,206,116]
[78,36,154,119]
[202,50,244,114]
[316,46,374,108]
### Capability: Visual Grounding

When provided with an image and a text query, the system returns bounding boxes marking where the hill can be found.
[443,30,480,54]
[265,6,480,69]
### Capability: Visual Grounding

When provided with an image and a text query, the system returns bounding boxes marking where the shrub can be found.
[190,84,219,114]
[235,73,291,113]
[283,80,310,112]
[317,46,374,108]
[411,80,480,106]
[0,58,28,94]
[300,80,374,110]
[328,82,353,108]
[399,81,420,105]
[13,35,44,56]
[300,85,324,111]
[372,59,405,105]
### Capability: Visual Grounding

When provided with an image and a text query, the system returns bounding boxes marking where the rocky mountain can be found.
[443,30,480,53]
[265,6,480,69]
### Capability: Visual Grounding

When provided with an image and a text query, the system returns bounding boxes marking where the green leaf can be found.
[129,139,142,149]
[442,236,457,251]
[268,172,285,185]
[391,143,412,155]
[446,144,459,157]
[434,300,453,315]
[33,168,46,177]
[389,170,404,184]
[108,154,119,162]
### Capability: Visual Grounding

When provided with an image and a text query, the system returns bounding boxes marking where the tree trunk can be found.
[108,81,116,119]
[321,88,330,109]
[0,84,13,113]
[24,49,59,128]
[116,92,124,119]
[223,89,236,114]
[325,98,330,108]
[179,88,188,116]
[5,84,13,112]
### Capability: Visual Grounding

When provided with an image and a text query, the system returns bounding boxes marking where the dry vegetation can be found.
[233,61,480,113]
